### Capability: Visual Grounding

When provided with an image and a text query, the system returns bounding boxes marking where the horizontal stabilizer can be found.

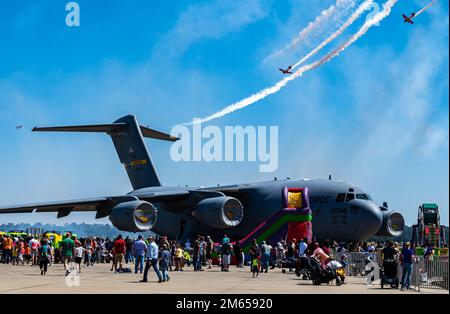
[33,123,179,142]
[32,123,127,133]
[140,125,179,142]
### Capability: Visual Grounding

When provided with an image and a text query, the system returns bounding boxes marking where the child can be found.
[24,244,31,265]
[252,257,260,278]
[12,244,18,266]
[74,242,85,274]
[18,241,24,266]
[183,250,190,269]
[175,244,184,271]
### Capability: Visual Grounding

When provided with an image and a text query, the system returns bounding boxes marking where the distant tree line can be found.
[0,222,156,239]
[1,223,447,243]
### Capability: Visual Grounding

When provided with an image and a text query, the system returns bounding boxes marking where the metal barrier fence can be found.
[331,252,449,291]
[331,252,380,277]
[412,256,449,291]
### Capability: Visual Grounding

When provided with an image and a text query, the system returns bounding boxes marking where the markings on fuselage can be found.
[331,207,348,225]
[310,196,331,204]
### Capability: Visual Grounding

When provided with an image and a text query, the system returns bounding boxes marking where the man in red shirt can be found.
[112,234,126,273]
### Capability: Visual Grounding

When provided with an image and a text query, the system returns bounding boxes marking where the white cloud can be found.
[158,0,272,58]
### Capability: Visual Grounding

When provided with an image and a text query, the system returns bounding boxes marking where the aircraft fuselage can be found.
[142,178,397,242]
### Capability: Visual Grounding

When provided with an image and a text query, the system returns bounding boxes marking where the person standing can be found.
[260,241,272,273]
[233,241,242,268]
[175,243,184,271]
[133,235,147,274]
[38,238,50,275]
[29,236,40,266]
[400,242,414,291]
[84,237,92,267]
[220,239,233,272]
[125,236,133,264]
[297,238,308,272]
[205,236,214,269]
[193,236,202,271]
[249,239,260,272]
[112,235,126,273]
[17,238,25,266]
[251,255,260,278]
[159,244,171,282]
[141,237,162,283]
[298,238,308,257]
[74,242,85,274]
[199,236,206,269]
[2,235,13,264]
[61,232,75,276]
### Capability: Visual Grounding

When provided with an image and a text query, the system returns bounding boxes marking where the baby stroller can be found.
[275,257,297,273]
[308,257,343,286]
[380,259,399,289]
[295,257,311,280]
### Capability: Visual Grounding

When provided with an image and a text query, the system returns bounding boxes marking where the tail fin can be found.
[32,115,178,190]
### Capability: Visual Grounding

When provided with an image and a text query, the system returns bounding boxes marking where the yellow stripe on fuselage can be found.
[130,159,148,167]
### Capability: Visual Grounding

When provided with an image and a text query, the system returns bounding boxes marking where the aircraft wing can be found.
[132,188,225,212]
[0,196,138,219]
[0,188,226,218]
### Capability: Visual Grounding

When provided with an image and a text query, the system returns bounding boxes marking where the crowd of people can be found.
[1,231,447,288]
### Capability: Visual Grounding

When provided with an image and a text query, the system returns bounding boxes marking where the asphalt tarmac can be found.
[0,262,446,294]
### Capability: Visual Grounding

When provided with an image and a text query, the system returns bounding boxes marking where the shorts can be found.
[63,255,72,263]
[114,253,124,263]
[75,257,83,264]
[222,254,231,265]
[206,253,212,259]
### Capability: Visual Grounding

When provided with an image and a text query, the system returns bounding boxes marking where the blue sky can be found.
[0,0,448,226]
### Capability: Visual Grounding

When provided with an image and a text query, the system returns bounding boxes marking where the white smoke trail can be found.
[190,0,398,125]
[414,0,437,18]
[291,0,373,69]
[265,0,356,62]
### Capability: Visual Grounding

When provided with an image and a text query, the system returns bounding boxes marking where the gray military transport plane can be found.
[0,115,404,242]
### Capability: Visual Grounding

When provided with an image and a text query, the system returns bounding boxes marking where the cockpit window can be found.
[356,194,370,200]
[336,193,346,203]
[345,193,355,202]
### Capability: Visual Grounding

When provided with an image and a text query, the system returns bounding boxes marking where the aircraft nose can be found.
[350,201,383,240]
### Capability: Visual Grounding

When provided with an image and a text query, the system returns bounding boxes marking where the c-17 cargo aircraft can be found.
[0,115,404,242]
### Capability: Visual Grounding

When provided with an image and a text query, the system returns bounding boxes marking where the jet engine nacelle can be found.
[109,200,157,232]
[375,211,405,237]
[192,196,244,229]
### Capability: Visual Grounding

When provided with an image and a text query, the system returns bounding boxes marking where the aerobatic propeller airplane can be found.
[279,65,293,74]
[402,13,415,24]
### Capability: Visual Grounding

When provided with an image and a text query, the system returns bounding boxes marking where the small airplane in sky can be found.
[402,13,415,24]
[279,65,293,74]
[15,125,23,130]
